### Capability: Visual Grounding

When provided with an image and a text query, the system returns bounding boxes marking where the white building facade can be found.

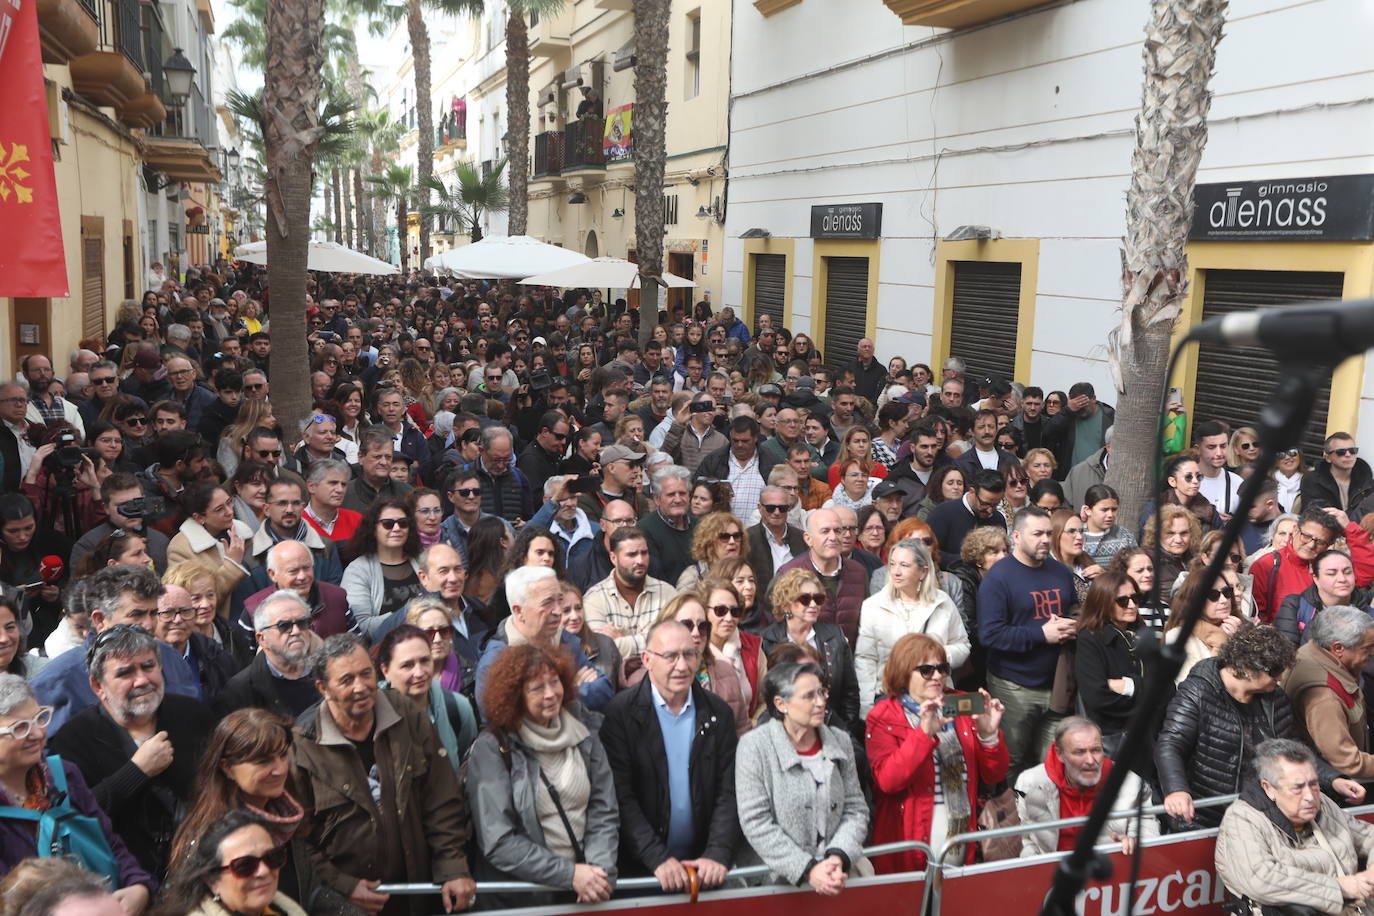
[723,0,1374,454]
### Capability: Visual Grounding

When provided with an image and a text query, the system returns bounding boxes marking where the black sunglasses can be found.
[379,517,411,530]
[1206,585,1236,602]
[914,663,951,679]
[1113,593,1145,609]
[219,844,289,878]
[709,604,745,618]
[451,487,480,498]
[761,503,789,514]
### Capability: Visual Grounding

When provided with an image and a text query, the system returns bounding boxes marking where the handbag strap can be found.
[537,769,585,864]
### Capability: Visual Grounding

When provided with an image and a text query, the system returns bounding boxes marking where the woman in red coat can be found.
[865,633,1008,874]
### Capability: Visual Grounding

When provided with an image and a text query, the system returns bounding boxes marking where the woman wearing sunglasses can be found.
[760,568,861,744]
[1142,454,1221,536]
[1164,566,1245,683]
[166,810,304,916]
[702,578,766,722]
[855,539,970,719]
[1271,446,1306,512]
[864,633,1005,875]
[676,511,745,590]
[626,592,751,734]
[0,675,154,912]
[341,498,424,639]
[1074,572,1155,757]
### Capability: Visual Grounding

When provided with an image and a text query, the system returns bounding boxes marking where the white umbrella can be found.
[426,235,590,280]
[233,239,400,275]
[518,256,695,289]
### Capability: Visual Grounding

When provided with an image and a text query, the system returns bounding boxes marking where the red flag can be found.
[0,0,68,297]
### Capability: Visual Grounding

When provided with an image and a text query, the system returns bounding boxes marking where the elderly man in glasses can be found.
[217,589,328,720]
[1252,505,1374,624]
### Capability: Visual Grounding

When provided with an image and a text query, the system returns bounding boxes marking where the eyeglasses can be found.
[0,706,53,740]
[1177,473,1201,482]
[415,506,444,516]
[796,592,826,606]
[1227,553,1242,565]
[258,616,314,635]
[255,449,283,459]
[154,606,195,622]
[451,487,481,498]
[92,376,117,385]
[219,845,289,879]
[760,504,789,514]
[1297,530,1334,549]
[602,516,636,527]
[1205,585,1236,602]
[914,663,951,679]
[709,603,744,618]
[1112,593,1144,609]
[647,648,702,665]
[1329,447,1360,457]
[717,530,744,542]
[422,625,454,642]
[379,517,411,530]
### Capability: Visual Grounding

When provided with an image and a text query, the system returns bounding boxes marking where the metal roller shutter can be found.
[82,237,105,341]
[1193,269,1343,462]
[752,253,785,332]
[823,257,869,371]
[948,261,1021,382]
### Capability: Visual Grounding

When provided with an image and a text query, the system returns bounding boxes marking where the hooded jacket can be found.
[1300,457,1374,518]
[1251,523,1374,623]
[1286,640,1374,778]
[1015,741,1155,856]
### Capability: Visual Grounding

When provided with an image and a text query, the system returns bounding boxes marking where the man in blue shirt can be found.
[599,620,740,891]
[32,564,200,733]
[977,505,1078,780]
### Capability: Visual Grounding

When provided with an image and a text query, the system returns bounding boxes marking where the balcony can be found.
[38,0,99,64]
[69,0,147,109]
[880,0,1054,28]
[119,92,166,129]
[433,109,467,159]
[528,5,571,63]
[532,130,565,186]
[144,84,221,182]
[561,116,605,185]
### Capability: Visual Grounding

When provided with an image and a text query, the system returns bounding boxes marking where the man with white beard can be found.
[49,624,214,879]
[1014,716,1157,856]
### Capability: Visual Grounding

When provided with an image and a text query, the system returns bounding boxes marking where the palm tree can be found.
[504,1,568,236]
[419,158,510,243]
[357,0,485,267]
[1104,0,1228,524]
[633,0,670,345]
[367,163,416,270]
[262,0,326,434]
[354,109,407,258]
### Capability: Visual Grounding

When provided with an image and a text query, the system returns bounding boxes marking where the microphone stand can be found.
[1040,361,1329,916]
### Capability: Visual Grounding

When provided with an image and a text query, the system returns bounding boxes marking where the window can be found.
[663,194,678,226]
[685,11,701,99]
[948,261,1021,383]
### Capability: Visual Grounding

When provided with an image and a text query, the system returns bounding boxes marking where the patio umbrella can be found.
[426,235,590,279]
[519,256,695,289]
[232,240,400,275]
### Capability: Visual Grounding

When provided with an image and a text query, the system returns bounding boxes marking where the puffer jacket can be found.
[1154,656,1342,828]
[463,706,619,908]
[475,458,534,523]
[854,588,970,716]
[760,621,860,740]
[1215,777,1374,916]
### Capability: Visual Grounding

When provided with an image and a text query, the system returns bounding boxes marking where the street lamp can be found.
[228,147,241,171]
[163,48,196,101]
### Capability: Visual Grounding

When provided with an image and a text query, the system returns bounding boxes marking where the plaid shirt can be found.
[728,451,766,520]
[29,392,66,424]
[582,574,678,657]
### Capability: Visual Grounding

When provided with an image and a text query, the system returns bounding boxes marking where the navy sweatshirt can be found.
[926,495,1007,568]
[977,554,1077,688]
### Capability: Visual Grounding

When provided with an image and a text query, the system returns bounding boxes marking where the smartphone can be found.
[689,401,715,414]
[941,693,985,719]
[568,475,601,495]
[1167,386,1183,405]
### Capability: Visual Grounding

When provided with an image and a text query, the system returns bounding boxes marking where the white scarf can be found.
[518,710,592,861]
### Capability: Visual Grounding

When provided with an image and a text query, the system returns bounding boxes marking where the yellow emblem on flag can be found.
[0,141,34,204]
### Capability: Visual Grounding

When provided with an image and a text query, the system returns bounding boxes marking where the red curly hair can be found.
[480,644,577,734]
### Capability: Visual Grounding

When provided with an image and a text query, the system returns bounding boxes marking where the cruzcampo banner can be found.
[0,0,69,297]
[603,104,633,163]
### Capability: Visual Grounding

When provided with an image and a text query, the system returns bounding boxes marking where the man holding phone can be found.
[978,505,1079,780]
[663,392,727,474]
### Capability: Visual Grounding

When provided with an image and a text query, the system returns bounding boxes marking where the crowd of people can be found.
[3,262,1374,915]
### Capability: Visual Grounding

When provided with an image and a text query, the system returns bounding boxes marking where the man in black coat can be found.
[214,590,322,719]
[49,624,213,879]
[599,620,740,891]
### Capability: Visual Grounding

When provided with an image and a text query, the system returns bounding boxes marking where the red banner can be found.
[0,0,69,297]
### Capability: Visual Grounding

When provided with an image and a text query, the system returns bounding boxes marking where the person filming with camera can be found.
[69,472,172,575]
[20,423,104,537]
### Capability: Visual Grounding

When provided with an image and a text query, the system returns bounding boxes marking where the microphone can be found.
[1185,296,1374,361]
[18,556,65,590]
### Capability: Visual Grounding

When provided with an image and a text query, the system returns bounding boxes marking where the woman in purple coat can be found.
[0,674,154,912]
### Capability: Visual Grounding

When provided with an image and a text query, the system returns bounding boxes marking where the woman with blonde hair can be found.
[1142,503,1202,603]
[855,539,969,716]
[827,426,887,489]
[1022,447,1058,485]
[558,582,623,691]
[163,559,254,668]
[677,511,746,589]
[702,576,767,720]
[1227,426,1261,472]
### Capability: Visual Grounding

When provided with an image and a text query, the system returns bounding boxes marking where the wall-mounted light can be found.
[695,196,725,223]
[684,175,699,186]
[611,208,624,218]
[568,191,588,204]
[739,227,771,238]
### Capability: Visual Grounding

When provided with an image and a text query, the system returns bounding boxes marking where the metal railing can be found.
[142,0,166,102]
[533,131,564,176]
[563,116,605,170]
[113,0,142,68]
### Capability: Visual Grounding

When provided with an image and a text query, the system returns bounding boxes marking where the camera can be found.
[529,368,552,391]
[117,496,167,519]
[44,429,84,471]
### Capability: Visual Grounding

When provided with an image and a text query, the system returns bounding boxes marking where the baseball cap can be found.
[873,480,903,500]
[600,444,646,465]
[758,384,783,398]
[794,377,817,391]
[894,390,927,406]
[531,336,547,348]
[132,349,162,371]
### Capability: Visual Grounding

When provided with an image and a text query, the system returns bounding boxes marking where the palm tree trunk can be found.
[633,0,670,346]
[505,10,530,236]
[342,167,354,249]
[354,168,369,254]
[370,150,386,257]
[1105,0,1228,526]
[264,0,325,435]
[408,0,434,266]
[397,201,408,272]
[322,177,333,240]
[331,166,343,243]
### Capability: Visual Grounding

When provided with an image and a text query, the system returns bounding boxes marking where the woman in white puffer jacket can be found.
[854,538,970,716]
